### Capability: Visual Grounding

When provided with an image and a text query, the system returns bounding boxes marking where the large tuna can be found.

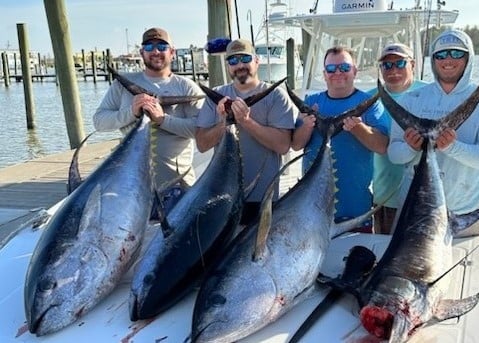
[24,113,153,336]
[190,85,379,343]
[350,81,479,342]
[129,79,287,321]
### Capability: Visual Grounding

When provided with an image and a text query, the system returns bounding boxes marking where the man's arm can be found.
[195,122,226,153]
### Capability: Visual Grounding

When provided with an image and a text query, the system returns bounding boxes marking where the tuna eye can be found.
[210,293,226,307]
[39,279,57,291]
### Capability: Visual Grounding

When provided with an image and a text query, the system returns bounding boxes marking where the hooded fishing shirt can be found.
[388,29,479,215]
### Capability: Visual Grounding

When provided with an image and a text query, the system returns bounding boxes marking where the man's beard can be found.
[144,59,166,72]
[232,68,253,84]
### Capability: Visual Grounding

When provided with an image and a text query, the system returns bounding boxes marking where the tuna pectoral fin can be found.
[388,312,412,343]
[78,184,102,234]
[331,206,379,238]
[432,293,479,322]
[253,183,273,261]
[252,152,305,261]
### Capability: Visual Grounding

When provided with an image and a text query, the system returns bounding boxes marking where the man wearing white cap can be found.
[388,29,479,237]
[369,42,427,234]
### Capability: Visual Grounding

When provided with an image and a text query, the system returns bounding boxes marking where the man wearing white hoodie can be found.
[388,29,479,237]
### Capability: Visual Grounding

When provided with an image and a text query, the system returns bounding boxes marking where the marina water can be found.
[1,56,479,169]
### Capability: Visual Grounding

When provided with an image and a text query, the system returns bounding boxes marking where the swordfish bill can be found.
[107,65,205,105]
[190,83,379,343]
[24,114,153,336]
[353,80,479,342]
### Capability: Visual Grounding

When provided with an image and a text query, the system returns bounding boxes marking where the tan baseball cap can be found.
[225,39,255,58]
[378,43,413,61]
[142,27,172,45]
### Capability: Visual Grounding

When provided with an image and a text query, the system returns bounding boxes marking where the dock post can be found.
[207,0,232,87]
[286,38,295,90]
[105,49,112,84]
[1,52,10,87]
[91,51,97,84]
[17,23,36,130]
[43,0,85,149]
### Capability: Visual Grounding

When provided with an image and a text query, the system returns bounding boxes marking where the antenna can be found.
[310,0,319,13]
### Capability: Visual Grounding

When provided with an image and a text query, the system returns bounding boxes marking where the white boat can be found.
[270,0,459,92]
[254,0,303,84]
[2,2,478,342]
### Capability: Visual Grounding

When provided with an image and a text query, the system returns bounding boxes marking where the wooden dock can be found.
[0,140,300,246]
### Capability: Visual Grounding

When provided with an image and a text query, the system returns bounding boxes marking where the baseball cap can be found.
[225,39,255,58]
[142,28,172,45]
[431,31,468,54]
[378,43,414,61]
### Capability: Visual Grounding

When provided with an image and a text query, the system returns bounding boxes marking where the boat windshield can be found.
[255,46,284,57]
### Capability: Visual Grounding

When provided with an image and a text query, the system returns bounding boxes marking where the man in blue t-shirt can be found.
[292,46,388,233]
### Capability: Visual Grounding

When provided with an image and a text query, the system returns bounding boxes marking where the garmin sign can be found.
[333,0,387,13]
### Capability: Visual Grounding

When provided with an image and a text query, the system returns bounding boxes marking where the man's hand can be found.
[404,127,424,151]
[343,116,362,132]
[436,128,456,150]
[132,94,165,125]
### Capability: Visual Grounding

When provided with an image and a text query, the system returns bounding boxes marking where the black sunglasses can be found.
[143,42,170,52]
[227,55,253,66]
[324,63,352,74]
[433,49,467,60]
[380,59,408,70]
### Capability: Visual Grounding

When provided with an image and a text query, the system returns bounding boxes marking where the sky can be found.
[0,0,476,57]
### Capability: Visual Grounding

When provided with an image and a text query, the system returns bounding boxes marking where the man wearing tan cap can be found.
[388,29,479,237]
[195,38,297,225]
[94,27,204,194]
[368,42,427,234]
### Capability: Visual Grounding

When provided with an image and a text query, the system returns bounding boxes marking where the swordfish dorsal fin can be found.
[252,152,304,261]
[198,77,287,125]
[107,65,204,105]
[378,79,479,135]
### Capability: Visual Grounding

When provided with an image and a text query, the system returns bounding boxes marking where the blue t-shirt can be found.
[299,89,387,224]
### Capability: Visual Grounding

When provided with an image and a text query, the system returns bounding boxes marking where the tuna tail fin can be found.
[285,82,379,138]
[252,152,304,261]
[432,293,479,322]
[290,246,376,343]
[67,131,96,194]
[378,79,479,136]
[109,64,204,105]
[244,77,287,107]
[108,64,154,97]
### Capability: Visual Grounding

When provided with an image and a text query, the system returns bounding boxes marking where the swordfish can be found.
[190,85,379,343]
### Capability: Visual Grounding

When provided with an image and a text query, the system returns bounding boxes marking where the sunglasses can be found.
[380,59,408,70]
[433,49,467,60]
[143,42,170,52]
[227,55,253,66]
[324,63,352,74]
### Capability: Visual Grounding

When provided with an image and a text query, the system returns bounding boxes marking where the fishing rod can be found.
[420,0,434,80]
